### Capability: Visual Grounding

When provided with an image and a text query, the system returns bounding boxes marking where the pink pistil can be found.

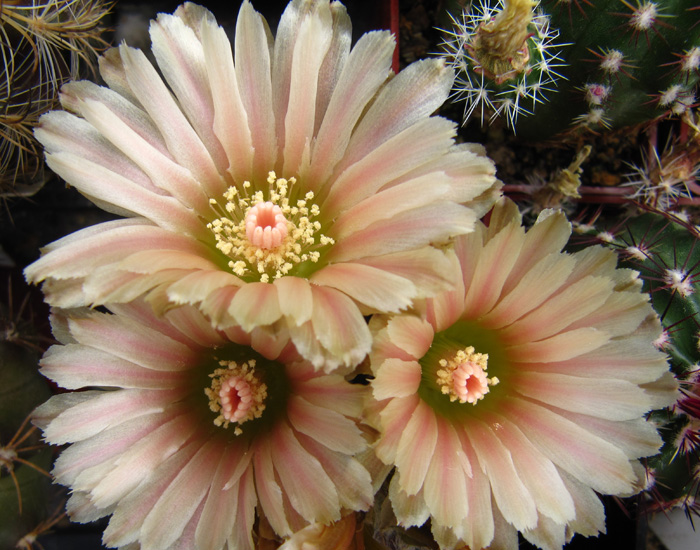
[452,361,490,404]
[219,376,253,423]
[245,202,288,249]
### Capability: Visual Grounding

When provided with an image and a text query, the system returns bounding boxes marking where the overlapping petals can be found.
[25,0,500,371]
[367,199,677,550]
[33,301,373,550]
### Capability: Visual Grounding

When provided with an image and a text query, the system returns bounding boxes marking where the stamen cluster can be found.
[436,346,499,405]
[205,359,268,435]
[206,172,334,283]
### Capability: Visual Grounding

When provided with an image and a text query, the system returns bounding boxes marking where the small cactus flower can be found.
[440,0,566,128]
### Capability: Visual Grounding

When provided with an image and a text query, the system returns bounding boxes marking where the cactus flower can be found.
[33,301,373,550]
[25,0,499,372]
[367,198,676,549]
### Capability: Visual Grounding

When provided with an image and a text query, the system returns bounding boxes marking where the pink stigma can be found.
[452,360,490,404]
[245,202,288,249]
[219,376,253,424]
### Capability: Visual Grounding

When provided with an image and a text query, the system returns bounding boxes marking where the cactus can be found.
[441,0,700,136]
[440,0,567,128]
[515,0,700,138]
[0,0,112,197]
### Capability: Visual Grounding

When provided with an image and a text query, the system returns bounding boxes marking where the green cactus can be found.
[440,0,567,128]
[515,0,700,138]
[441,0,700,136]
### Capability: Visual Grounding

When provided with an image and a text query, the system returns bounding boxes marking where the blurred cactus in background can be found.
[0,0,113,199]
[517,0,700,139]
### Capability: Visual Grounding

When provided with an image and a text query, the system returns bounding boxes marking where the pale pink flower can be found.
[367,199,677,550]
[24,0,499,371]
[33,301,373,550]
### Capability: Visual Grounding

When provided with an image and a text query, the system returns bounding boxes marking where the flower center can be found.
[436,346,499,405]
[245,202,288,249]
[207,172,334,283]
[205,359,267,435]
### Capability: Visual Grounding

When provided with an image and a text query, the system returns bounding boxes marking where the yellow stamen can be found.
[206,172,333,282]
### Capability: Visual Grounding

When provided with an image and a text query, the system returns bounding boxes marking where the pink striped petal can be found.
[372,358,422,400]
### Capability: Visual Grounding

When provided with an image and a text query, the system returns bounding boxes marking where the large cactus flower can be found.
[25,0,499,371]
[367,198,676,550]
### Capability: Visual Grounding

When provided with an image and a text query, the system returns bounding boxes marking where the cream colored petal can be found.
[90,409,198,509]
[311,262,416,313]
[77,98,211,212]
[375,394,420,465]
[356,247,457,300]
[467,419,538,531]
[483,413,575,525]
[518,334,669,384]
[66,311,201,371]
[36,389,172,445]
[499,209,571,298]
[150,12,228,172]
[229,282,282,331]
[103,441,200,547]
[308,285,372,370]
[225,467,257,550]
[522,514,567,550]
[200,14,254,182]
[480,252,576,330]
[194,443,249,550]
[253,436,291,537]
[512,371,653,421]
[462,215,525,318]
[287,395,366,454]
[502,398,637,495]
[395,400,438,496]
[389,476,430,528]
[500,276,614,344]
[453,430,496,548]
[235,1,277,181]
[270,421,341,524]
[119,45,225,197]
[552,411,663,459]
[386,315,435,360]
[332,174,453,240]
[59,80,166,156]
[296,433,373,513]
[309,29,395,186]
[36,110,155,192]
[323,116,456,214]
[45,152,202,236]
[558,470,606,538]
[337,58,454,176]
[312,1,351,129]
[372,358,422,400]
[40,345,188,390]
[282,5,332,175]
[423,418,471,529]
[328,202,475,263]
[273,276,313,326]
[51,413,168,486]
[508,327,610,363]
